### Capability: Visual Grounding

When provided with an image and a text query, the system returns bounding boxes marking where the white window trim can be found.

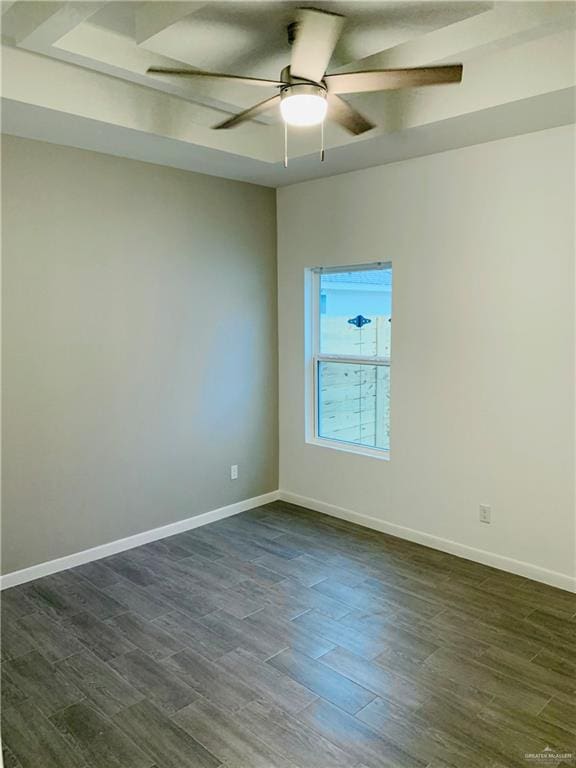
[304,264,391,461]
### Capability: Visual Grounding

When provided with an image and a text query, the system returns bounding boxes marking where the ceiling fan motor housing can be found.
[280,81,327,101]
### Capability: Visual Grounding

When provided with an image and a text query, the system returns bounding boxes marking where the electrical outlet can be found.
[479,504,491,524]
[230,464,238,480]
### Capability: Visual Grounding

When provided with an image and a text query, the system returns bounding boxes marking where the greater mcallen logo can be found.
[524,746,574,763]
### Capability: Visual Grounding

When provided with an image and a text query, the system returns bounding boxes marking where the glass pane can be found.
[319,266,392,358]
[318,361,390,450]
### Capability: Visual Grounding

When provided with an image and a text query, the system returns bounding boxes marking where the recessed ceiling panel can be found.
[1,0,574,185]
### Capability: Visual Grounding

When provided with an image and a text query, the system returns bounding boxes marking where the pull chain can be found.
[282,121,325,167]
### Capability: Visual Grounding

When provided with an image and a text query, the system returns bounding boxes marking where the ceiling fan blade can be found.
[147,67,283,88]
[213,94,281,129]
[290,8,345,83]
[324,65,463,94]
[328,95,375,136]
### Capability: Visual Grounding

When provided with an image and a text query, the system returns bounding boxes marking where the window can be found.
[309,263,392,455]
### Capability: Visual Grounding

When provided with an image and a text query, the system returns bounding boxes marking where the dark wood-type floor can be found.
[1,501,575,768]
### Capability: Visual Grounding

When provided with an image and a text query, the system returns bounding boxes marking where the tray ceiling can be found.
[1,1,575,186]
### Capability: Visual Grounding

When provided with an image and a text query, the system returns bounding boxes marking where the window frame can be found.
[306,262,391,460]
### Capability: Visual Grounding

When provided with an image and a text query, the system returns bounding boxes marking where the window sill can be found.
[306,437,390,461]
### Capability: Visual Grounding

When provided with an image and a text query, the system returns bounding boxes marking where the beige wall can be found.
[277,126,575,588]
[3,127,574,587]
[2,135,278,574]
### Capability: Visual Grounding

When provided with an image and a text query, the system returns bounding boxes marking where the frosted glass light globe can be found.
[280,88,327,127]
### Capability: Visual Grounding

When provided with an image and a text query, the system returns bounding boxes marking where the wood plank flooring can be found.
[2,500,575,767]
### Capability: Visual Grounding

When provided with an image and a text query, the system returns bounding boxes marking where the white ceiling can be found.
[1,1,575,187]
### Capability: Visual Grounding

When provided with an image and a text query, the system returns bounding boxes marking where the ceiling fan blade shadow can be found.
[147,67,283,88]
[328,95,375,135]
[325,65,463,94]
[213,94,281,129]
[290,8,345,83]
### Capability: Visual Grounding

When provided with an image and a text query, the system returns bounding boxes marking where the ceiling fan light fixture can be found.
[151,8,463,139]
[280,84,327,127]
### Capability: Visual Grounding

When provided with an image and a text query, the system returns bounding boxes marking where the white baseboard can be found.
[278,490,576,594]
[0,491,280,590]
[4,488,574,594]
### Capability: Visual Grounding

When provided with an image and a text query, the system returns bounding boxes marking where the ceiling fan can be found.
[147,7,463,137]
